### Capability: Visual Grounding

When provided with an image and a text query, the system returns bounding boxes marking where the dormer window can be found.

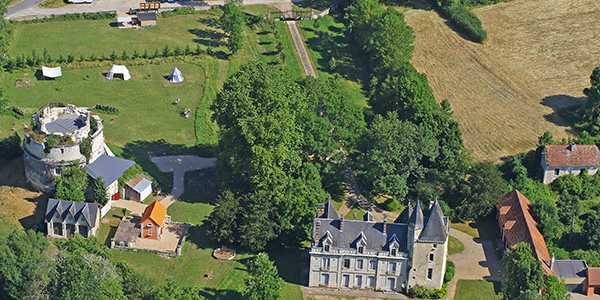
[358,246,364,254]
[391,248,397,256]
[324,244,330,252]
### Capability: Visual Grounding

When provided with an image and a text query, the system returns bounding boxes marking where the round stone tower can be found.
[23,104,107,192]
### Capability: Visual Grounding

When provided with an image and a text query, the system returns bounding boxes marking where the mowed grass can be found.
[448,235,465,255]
[8,10,228,58]
[0,61,214,146]
[454,279,502,300]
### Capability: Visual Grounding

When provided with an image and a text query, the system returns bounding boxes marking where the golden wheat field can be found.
[405,0,600,161]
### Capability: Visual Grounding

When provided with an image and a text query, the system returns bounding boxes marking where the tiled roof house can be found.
[541,144,600,184]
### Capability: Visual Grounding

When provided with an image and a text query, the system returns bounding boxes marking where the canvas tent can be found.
[106,65,131,81]
[169,67,184,83]
[42,66,62,79]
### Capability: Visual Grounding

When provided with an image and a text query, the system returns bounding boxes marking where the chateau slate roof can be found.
[497,190,554,275]
[419,200,448,243]
[316,198,340,220]
[552,260,587,279]
[543,144,600,167]
[409,201,424,230]
[316,218,408,252]
[45,198,99,228]
[45,113,86,135]
[86,154,135,187]
[396,204,412,223]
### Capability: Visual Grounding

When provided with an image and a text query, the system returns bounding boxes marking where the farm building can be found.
[137,12,157,27]
[140,200,167,240]
[45,199,99,239]
[125,176,153,202]
[541,144,600,184]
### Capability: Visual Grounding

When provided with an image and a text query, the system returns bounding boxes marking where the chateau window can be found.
[54,168,61,176]
[367,276,375,287]
[391,248,397,256]
[369,260,376,270]
[322,258,330,269]
[356,259,363,270]
[324,244,330,252]
[429,253,434,262]
[432,244,437,249]
[355,275,362,287]
[148,223,152,235]
[60,149,64,154]
[343,259,350,269]
[358,246,364,254]
[320,273,329,285]
[554,169,560,176]
[427,268,433,280]
[388,262,397,273]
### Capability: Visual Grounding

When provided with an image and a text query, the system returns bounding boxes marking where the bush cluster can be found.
[14,12,116,24]
[435,0,487,43]
[0,106,26,118]
[444,260,455,283]
[408,284,448,299]
[461,0,512,6]
[3,44,207,72]
[161,7,196,18]
[91,104,119,115]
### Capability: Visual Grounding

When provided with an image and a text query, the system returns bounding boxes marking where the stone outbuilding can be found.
[140,200,167,240]
[45,198,99,238]
[541,144,600,184]
[124,176,153,202]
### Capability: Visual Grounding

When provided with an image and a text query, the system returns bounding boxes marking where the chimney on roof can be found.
[429,200,434,210]
[340,215,344,232]
[551,253,555,271]
[383,215,387,235]
[569,144,576,151]
[317,203,325,218]
[314,220,321,243]
[353,212,357,220]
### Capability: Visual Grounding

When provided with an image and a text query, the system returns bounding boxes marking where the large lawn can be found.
[454,279,502,300]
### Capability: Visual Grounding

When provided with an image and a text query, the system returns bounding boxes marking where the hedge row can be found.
[461,0,512,6]
[3,44,212,72]
[90,105,119,115]
[435,1,487,43]
[161,7,197,18]
[13,12,116,24]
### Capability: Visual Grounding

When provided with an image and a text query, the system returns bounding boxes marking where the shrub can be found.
[161,7,196,18]
[16,12,116,24]
[444,260,455,283]
[91,105,119,115]
[383,198,399,211]
[79,137,91,159]
[409,284,447,299]
[438,2,487,43]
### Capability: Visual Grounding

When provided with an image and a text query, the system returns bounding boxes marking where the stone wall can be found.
[407,240,447,290]
[542,166,598,184]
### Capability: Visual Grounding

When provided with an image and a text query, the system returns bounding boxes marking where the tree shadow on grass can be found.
[267,246,306,285]
[197,16,220,28]
[120,139,217,194]
[186,223,217,250]
[179,167,219,205]
[541,94,586,134]
[19,193,49,232]
[189,28,226,48]
[199,287,243,300]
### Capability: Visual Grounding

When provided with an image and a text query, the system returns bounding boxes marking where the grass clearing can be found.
[405,0,600,161]
[448,235,465,255]
[454,279,502,300]
[451,218,498,241]
[38,0,69,8]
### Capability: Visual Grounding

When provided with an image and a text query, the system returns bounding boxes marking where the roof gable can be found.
[86,155,135,187]
[45,198,99,228]
[141,200,167,227]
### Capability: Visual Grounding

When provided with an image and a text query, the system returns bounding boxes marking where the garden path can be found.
[339,168,398,222]
[287,20,316,78]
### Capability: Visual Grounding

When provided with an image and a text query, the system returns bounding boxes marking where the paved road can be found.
[5,0,301,20]
[151,155,216,200]
[287,20,316,78]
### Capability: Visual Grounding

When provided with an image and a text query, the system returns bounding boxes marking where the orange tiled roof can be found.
[497,190,554,275]
[543,144,600,167]
[588,268,600,286]
[141,200,167,227]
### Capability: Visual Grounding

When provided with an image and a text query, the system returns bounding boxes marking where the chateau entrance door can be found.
[342,275,350,287]
[386,278,395,290]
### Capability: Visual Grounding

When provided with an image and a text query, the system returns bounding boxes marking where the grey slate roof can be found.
[553,260,588,279]
[396,204,412,223]
[86,155,135,187]
[137,12,157,21]
[45,198,99,228]
[317,218,408,252]
[409,201,424,229]
[45,113,86,135]
[419,200,448,243]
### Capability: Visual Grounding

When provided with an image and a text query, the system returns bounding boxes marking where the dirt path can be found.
[405,0,600,161]
[287,20,317,78]
[341,168,398,222]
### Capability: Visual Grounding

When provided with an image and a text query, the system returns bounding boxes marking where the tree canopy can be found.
[242,253,283,300]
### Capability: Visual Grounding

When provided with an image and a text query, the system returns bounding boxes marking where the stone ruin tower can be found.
[23,104,107,192]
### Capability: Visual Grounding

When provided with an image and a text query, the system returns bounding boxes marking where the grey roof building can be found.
[86,154,135,188]
[45,198,100,238]
[308,199,449,293]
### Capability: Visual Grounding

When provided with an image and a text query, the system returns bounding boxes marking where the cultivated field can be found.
[405,0,600,161]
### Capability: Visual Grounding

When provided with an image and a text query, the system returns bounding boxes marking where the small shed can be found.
[42,66,62,79]
[137,12,157,27]
[116,11,133,28]
[125,176,153,202]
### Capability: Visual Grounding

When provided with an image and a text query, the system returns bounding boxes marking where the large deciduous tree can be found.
[453,161,508,219]
[502,242,543,299]
[220,0,244,53]
[54,165,88,202]
[243,253,283,300]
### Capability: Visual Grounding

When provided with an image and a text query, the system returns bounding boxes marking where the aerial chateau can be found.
[308,199,449,292]
[23,104,107,192]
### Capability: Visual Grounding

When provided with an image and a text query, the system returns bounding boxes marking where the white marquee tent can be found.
[42,66,62,78]
[169,67,184,83]
[106,65,131,81]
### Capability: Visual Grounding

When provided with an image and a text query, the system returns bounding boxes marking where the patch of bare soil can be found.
[405,0,600,161]
[0,156,48,231]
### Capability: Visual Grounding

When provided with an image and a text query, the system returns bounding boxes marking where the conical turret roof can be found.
[419,199,448,242]
[409,201,424,229]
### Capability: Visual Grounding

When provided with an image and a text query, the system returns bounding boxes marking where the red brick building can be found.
[140,200,167,240]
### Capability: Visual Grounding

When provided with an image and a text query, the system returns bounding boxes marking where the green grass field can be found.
[454,279,502,300]
[448,235,465,255]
